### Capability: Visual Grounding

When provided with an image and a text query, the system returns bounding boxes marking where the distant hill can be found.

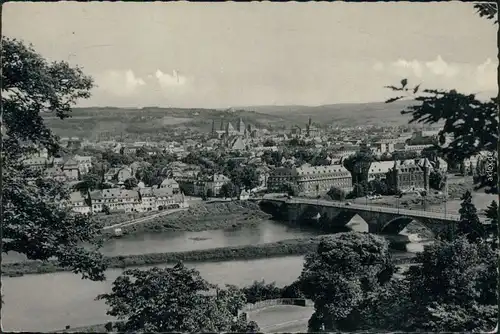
[43,101,417,140]
[43,107,295,140]
[239,100,417,127]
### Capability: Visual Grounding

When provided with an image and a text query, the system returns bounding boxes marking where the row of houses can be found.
[172,168,269,197]
[24,154,93,181]
[70,181,186,214]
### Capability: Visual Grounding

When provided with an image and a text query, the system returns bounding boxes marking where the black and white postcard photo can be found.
[1,1,498,332]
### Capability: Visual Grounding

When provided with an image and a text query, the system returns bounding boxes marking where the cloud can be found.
[476,58,496,90]
[376,56,497,94]
[392,59,423,77]
[96,69,145,96]
[425,55,459,77]
[155,69,187,89]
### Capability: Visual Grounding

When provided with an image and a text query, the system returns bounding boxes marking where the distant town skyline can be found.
[4,2,497,108]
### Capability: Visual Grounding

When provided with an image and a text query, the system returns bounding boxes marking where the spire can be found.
[238,117,245,133]
[220,119,224,131]
[211,119,216,134]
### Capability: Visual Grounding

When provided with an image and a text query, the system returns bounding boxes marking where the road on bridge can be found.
[279,197,469,222]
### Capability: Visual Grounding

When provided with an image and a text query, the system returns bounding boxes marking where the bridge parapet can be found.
[241,298,314,313]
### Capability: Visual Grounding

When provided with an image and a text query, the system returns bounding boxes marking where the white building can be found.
[367,161,395,181]
[69,191,92,215]
[73,155,93,175]
[89,188,141,213]
[268,165,352,194]
[159,178,180,193]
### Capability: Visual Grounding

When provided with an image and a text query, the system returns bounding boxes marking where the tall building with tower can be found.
[211,117,247,139]
[306,117,320,138]
[385,158,431,192]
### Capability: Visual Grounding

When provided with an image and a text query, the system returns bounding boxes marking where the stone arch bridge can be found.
[258,197,484,236]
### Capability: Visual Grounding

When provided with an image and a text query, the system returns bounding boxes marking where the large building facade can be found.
[268,165,352,194]
[385,159,431,192]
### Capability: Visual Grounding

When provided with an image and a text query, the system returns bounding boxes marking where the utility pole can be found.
[444,175,448,219]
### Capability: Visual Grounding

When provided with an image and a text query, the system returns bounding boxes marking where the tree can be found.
[280,181,299,196]
[206,188,214,198]
[403,238,497,332]
[102,150,134,167]
[262,139,276,147]
[327,186,346,201]
[1,38,106,281]
[220,182,238,199]
[230,165,261,191]
[385,80,497,165]
[74,172,101,193]
[392,150,418,161]
[429,170,446,190]
[474,2,498,23]
[355,278,413,331]
[421,146,441,162]
[135,146,149,159]
[454,190,486,242]
[135,166,154,186]
[123,177,138,190]
[297,233,395,331]
[484,200,498,248]
[368,179,388,195]
[379,152,392,161]
[97,263,254,332]
[102,204,111,215]
[241,280,282,304]
[350,182,366,198]
[342,147,375,184]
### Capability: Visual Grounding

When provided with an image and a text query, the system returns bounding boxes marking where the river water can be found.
[2,256,306,332]
[3,198,483,332]
[2,220,321,264]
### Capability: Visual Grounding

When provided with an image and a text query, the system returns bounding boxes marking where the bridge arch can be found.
[380,216,414,234]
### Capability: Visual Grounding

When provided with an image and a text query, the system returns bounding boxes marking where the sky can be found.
[3,2,498,108]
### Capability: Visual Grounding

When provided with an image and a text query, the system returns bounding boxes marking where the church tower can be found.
[392,159,400,191]
[421,158,431,191]
[237,118,246,136]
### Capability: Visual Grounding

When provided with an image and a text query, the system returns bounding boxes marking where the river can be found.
[2,219,322,263]
[2,200,478,332]
[2,256,306,332]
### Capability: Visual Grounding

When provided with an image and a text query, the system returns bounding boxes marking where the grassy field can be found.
[118,200,271,235]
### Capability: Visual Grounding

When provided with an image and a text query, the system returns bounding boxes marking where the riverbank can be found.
[116,201,271,235]
[2,235,417,277]
[96,211,157,227]
[2,237,320,276]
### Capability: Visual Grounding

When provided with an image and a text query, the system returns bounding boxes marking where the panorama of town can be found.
[2,2,498,334]
[27,120,485,215]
